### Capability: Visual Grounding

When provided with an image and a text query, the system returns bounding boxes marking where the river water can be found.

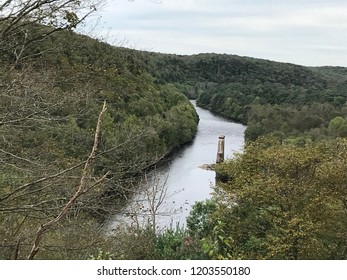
[108,100,246,231]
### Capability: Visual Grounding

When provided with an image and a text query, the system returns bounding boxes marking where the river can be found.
[108,100,246,231]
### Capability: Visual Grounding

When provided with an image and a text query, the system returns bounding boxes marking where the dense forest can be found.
[1,0,347,260]
[0,2,198,260]
[140,52,347,142]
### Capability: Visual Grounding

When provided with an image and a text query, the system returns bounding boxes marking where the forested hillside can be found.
[139,52,347,143]
[0,16,198,259]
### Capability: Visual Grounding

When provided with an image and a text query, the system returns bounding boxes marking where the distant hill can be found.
[136,52,347,123]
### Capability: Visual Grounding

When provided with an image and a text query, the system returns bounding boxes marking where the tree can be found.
[0,100,110,259]
[328,116,347,137]
[0,0,102,73]
[27,102,108,259]
[117,171,174,235]
[244,123,265,142]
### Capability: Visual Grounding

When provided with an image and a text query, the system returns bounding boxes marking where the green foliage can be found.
[0,26,198,259]
[140,52,347,124]
[244,123,265,142]
[100,227,157,260]
[328,116,347,137]
[186,200,218,239]
[209,137,347,260]
[89,250,114,260]
[90,226,206,260]
[244,103,347,142]
[200,220,235,260]
[154,228,206,260]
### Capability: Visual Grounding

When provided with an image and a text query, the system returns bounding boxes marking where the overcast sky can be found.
[91,0,347,66]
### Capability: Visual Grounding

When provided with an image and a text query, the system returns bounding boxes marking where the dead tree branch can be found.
[27,101,107,260]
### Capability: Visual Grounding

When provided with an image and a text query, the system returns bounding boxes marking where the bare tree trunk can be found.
[27,101,107,260]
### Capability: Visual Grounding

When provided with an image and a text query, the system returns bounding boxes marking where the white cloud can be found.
[87,0,347,66]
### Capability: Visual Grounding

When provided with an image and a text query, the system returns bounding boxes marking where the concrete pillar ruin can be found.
[216,135,225,164]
